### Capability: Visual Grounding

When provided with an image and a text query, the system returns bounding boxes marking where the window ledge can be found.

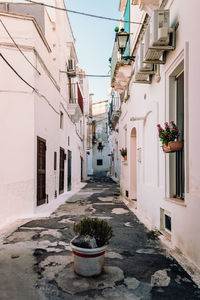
[164,197,187,207]
[122,160,128,165]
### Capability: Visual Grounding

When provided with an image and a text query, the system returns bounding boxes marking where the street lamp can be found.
[116,28,135,61]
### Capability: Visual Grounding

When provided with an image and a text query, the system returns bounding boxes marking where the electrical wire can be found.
[24,0,142,25]
[84,75,110,78]
[0,52,85,141]
[60,71,110,78]
[0,53,36,90]
[0,18,41,75]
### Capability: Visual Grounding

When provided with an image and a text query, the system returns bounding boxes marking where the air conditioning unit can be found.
[150,10,170,47]
[67,58,76,77]
[134,43,154,83]
[138,43,154,72]
[144,9,175,63]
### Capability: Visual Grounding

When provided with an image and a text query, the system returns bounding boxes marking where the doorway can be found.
[37,137,46,206]
[68,150,72,191]
[59,147,65,194]
[81,156,83,181]
[130,128,137,200]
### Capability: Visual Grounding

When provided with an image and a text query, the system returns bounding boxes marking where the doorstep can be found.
[34,182,87,217]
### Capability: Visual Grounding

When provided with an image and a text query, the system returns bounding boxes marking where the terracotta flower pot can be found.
[124,156,127,161]
[162,141,183,153]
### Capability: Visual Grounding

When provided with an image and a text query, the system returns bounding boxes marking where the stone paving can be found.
[0,177,200,299]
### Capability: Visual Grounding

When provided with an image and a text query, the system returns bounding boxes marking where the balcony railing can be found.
[110,42,132,93]
[68,83,83,122]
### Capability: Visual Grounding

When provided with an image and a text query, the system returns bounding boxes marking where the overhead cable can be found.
[0,52,85,141]
[24,0,142,25]
[60,71,110,78]
[0,53,36,90]
[0,19,41,75]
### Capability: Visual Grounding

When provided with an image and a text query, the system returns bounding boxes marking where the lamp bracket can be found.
[122,55,135,61]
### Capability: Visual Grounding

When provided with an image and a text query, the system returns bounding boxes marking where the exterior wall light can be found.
[97,142,104,152]
[116,28,135,61]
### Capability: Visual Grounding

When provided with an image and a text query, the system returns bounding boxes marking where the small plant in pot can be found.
[157,121,183,153]
[120,148,127,160]
[70,217,113,277]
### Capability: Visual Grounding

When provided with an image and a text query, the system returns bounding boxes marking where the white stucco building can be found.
[92,100,111,176]
[0,0,90,228]
[110,0,200,270]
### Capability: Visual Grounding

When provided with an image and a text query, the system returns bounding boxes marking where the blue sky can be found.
[65,0,121,102]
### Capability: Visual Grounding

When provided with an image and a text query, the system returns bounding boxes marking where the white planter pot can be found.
[70,242,107,277]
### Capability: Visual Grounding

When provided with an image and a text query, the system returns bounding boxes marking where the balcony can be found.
[108,99,121,129]
[68,83,83,122]
[68,101,82,123]
[132,0,159,14]
[110,42,132,93]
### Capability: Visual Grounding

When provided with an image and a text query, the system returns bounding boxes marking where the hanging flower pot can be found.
[120,148,127,161]
[157,121,183,153]
[162,141,183,153]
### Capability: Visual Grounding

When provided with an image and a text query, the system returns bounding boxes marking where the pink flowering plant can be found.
[120,148,127,157]
[157,121,180,146]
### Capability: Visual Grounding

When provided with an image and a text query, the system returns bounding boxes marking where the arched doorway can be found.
[130,127,137,200]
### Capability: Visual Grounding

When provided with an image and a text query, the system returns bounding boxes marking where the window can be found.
[116,141,119,160]
[124,126,127,148]
[169,70,185,200]
[97,159,103,166]
[60,111,63,129]
[165,214,171,232]
[54,152,57,170]
[175,72,184,199]
[80,120,82,136]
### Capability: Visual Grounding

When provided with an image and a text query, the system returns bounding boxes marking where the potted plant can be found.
[157,121,183,153]
[70,217,113,277]
[120,147,127,160]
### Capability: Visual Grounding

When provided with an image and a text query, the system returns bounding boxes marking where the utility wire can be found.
[84,75,110,78]
[0,53,36,90]
[0,19,41,75]
[0,52,84,141]
[24,0,142,25]
[60,71,110,78]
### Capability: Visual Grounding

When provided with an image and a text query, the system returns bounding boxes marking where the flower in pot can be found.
[70,217,113,277]
[120,148,127,160]
[157,121,183,153]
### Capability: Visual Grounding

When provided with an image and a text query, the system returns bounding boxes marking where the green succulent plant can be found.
[73,217,113,247]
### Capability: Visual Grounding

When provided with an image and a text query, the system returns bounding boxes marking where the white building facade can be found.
[92,100,111,176]
[110,0,200,270]
[0,0,89,228]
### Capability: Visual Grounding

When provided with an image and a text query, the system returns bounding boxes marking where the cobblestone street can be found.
[0,177,200,300]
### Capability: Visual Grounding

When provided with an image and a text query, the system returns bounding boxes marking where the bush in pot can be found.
[70,217,113,277]
[157,121,183,153]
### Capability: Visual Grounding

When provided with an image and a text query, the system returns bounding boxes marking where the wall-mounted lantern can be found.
[116,28,135,61]
[97,142,104,152]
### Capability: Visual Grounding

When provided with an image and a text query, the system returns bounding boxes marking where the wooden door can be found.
[37,137,46,206]
[68,150,72,191]
[81,156,83,181]
[59,148,65,194]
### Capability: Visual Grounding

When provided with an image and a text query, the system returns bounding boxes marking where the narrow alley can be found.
[0,177,199,300]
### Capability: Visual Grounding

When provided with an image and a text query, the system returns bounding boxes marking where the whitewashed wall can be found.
[0,2,88,228]
[118,0,200,269]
